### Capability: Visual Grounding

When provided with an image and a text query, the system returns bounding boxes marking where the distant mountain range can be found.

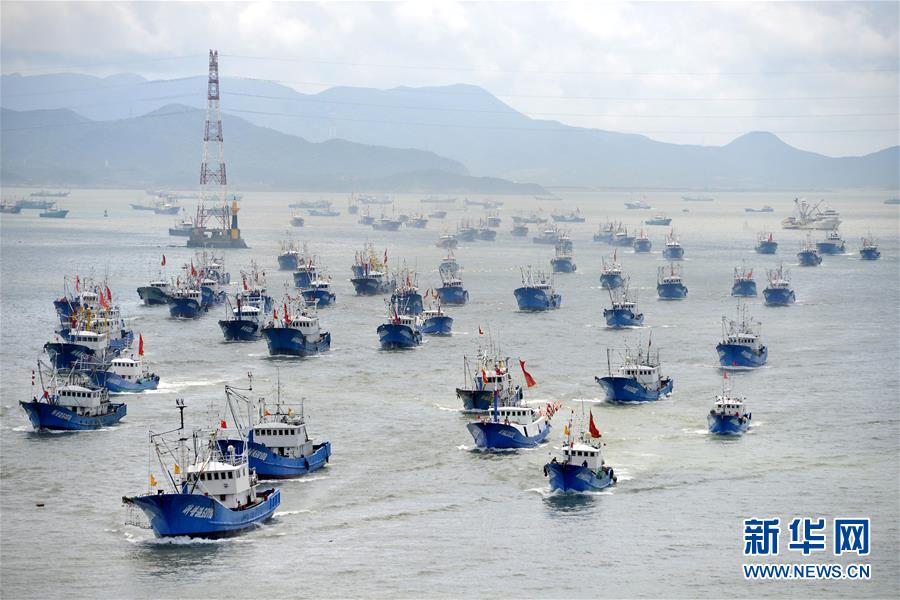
[2,72,897,190]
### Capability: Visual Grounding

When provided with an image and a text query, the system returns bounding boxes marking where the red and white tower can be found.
[200,50,226,192]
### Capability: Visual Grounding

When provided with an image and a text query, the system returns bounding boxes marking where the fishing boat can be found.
[428,210,447,219]
[439,249,460,276]
[465,198,503,209]
[168,216,194,236]
[90,346,160,394]
[377,299,423,349]
[123,401,280,538]
[307,207,340,217]
[0,201,22,214]
[544,410,616,493]
[436,266,469,305]
[168,286,205,319]
[551,209,585,223]
[550,241,577,273]
[600,252,624,289]
[219,297,264,341]
[350,245,394,295]
[30,190,70,198]
[347,197,359,215]
[611,225,636,247]
[624,199,652,209]
[456,221,477,242]
[731,264,757,297]
[662,230,684,259]
[745,206,774,213]
[421,196,456,205]
[290,214,305,227]
[762,264,796,306]
[390,268,423,315]
[292,250,318,289]
[513,211,548,225]
[604,281,644,328]
[533,225,561,245]
[716,305,767,368]
[486,212,502,227]
[467,401,551,449]
[153,201,180,215]
[682,195,713,202]
[357,208,375,225]
[261,299,331,357]
[816,230,846,255]
[406,214,428,228]
[657,263,688,299]
[372,215,402,231]
[436,233,459,249]
[420,293,453,335]
[595,342,673,402]
[300,279,336,307]
[755,231,778,254]
[39,205,69,218]
[514,267,561,311]
[645,214,671,226]
[358,194,393,205]
[137,278,171,305]
[556,232,574,253]
[218,379,331,479]
[290,199,330,209]
[16,198,55,209]
[456,343,528,413]
[707,375,751,435]
[781,198,841,230]
[797,236,822,266]
[511,224,529,237]
[476,226,497,241]
[277,241,301,270]
[633,229,652,253]
[859,234,881,260]
[21,364,126,430]
[46,323,123,371]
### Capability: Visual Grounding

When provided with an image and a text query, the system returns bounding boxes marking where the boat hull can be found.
[219,319,262,341]
[708,413,750,435]
[633,239,652,253]
[545,462,614,493]
[731,280,757,297]
[595,375,673,403]
[436,286,468,305]
[763,287,795,306]
[603,308,644,328]
[551,257,576,273]
[169,298,204,319]
[755,241,778,254]
[351,277,392,295]
[600,273,623,289]
[301,289,336,307]
[456,387,523,412]
[19,400,126,430]
[421,315,453,335]
[657,283,688,299]
[218,440,331,479]
[277,255,299,270]
[716,343,768,368]
[262,329,331,356]
[514,287,561,311]
[90,371,159,393]
[466,421,551,449]
[816,242,845,255]
[137,286,169,305]
[662,246,684,259]
[377,323,422,349]
[127,489,280,538]
[43,342,104,370]
[797,250,822,266]
[859,247,881,260]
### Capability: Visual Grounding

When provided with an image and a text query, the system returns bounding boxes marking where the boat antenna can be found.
[607,348,612,377]
[176,398,186,431]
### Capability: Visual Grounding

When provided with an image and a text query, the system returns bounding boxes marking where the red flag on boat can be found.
[161,254,167,266]
[75,275,80,292]
[98,292,109,310]
[190,261,197,277]
[283,303,291,325]
[384,249,388,265]
[519,359,536,388]
[105,286,112,302]
[481,369,488,385]
[724,372,729,379]
[242,276,248,291]
[478,325,483,336]
[589,411,601,438]
[220,420,227,429]
[273,308,278,321]
[138,334,144,356]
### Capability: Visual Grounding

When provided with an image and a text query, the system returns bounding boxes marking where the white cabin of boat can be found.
[561,442,603,469]
[252,418,314,458]
[53,384,110,415]
[109,357,150,380]
[184,455,257,509]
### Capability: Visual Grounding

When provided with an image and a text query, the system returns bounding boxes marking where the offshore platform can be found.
[187,50,247,249]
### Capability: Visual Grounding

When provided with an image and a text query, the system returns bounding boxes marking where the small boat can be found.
[476,227,497,241]
[486,212,502,227]
[372,215,402,231]
[593,221,616,243]
[514,267,561,311]
[657,263,688,299]
[168,286,205,319]
[544,410,616,493]
[465,198,502,209]
[290,214,305,227]
[645,214,671,226]
[511,224,529,237]
[377,300,422,349]
[347,197,359,215]
[277,241,301,270]
[21,364,126,431]
[532,225,561,245]
[307,207,340,217]
[300,279,336,307]
[467,402,551,449]
[551,209,585,223]
[633,229,652,253]
[604,281,644,328]
[436,264,469,305]
[595,343,673,403]
[153,201,180,215]
[290,199,331,209]
[745,206,774,213]
[816,230,846,255]
[550,241,576,273]
[716,305,767,368]
[16,198,55,209]
[357,208,375,225]
[219,380,331,479]
[436,234,459,249]
[456,221,477,242]
[762,264,796,306]
[662,230,684,259]
[885,198,900,205]
[755,231,778,254]
[351,244,394,295]
[261,299,332,357]
[731,264,757,297]
[137,279,171,306]
[624,199,652,209]
[406,215,428,228]
[168,217,194,236]
[513,211,548,225]
[39,205,69,218]
[600,252,624,289]
[90,350,160,394]
[708,375,751,435]
[859,234,881,260]
[358,194,393,205]
[797,236,823,266]
[611,225,635,247]
[219,298,264,341]
[390,268,423,315]
[0,201,22,214]
[123,401,280,538]
[30,190,70,198]
[429,210,447,219]
[456,344,526,413]
[420,295,453,335]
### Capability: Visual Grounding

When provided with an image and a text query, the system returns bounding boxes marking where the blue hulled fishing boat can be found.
[707,375,751,436]
[277,241,301,270]
[633,228,652,253]
[261,299,331,357]
[604,281,644,328]
[645,213,671,226]
[600,251,624,289]
[731,264,757,297]
[716,305,767,368]
[168,286,205,319]
[391,268,424,315]
[123,401,280,538]
[657,263,688,299]
[550,241,577,273]
[763,264,796,306]
[377,300,423,349]
[859,234,881,260]
[350,244,394,295]
[372,214,402,231]
[456,340,528,412]
[544,410,616,493]
[611,224,636,247]
[593,221,616,243]
[755,231,778,254]
[219,298,264,341]
[816,230,846,255]
[595,342,673,403]
[301,279,336,307]
[533,225,562,245]
[421,303,453,335]
[552,208,585,223]
[436,233,459,249]
[514,267,561,311]
[662,230,684,259]
[511,224,529,237]
[467,398,551,449]
[137,256,172,305]
[436,262,469,305]
[89,336,159,392]
[21,365,126,430]
[797,236,823,266]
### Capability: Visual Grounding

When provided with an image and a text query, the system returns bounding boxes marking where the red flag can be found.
[283,303,291,325]
[75,275,80,292]
[190,261,197,277]
[99,292,109,310]
[242,276,248,291]
[273,308,278,321]
[589,411,601,438]
[138,334,144,357]
[105,286,112,302]
[161,254,167,266]
[220,420,227,429]
[519,359,536,388]
[724,372,729,379]
[478,326,483,336]
[481,368,488,385]
[384,249,388,265]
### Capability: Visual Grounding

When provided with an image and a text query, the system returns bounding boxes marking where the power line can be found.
[3,55,199,74]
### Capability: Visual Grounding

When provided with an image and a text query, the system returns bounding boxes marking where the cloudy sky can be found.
[2,1,897,156]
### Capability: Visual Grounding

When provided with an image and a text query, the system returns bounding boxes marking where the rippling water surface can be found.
[1,188,898,598]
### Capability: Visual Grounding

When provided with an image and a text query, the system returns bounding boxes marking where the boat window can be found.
[228,471,233,479]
